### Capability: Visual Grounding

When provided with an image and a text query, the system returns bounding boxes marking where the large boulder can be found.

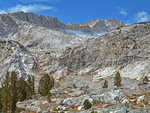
[92,90,127,104]
[17,100,48,112]
[62,94,95,106]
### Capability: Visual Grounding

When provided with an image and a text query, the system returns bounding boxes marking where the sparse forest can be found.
[0,72,54,113]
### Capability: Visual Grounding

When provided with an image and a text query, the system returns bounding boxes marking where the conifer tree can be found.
[114,72,121,87]
[0,88,2,111]
[83,99,92,110]
[38,74,54,96]
[102,80,108,88]
[26,76,32,99]
[17,77,27,101]
[9,71,17,113]
[1,72,10,113]
[31,76,35,95]
[143,76,149,83]
[47,92,51,102]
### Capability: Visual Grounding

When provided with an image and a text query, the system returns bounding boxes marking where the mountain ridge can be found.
[0,12,125,37]
[0,12,149,81]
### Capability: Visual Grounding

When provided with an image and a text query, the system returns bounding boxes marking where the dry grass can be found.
[21,110,36,113]
[127,92,150,108]
[68,105,79,112]
[92,100,114,109]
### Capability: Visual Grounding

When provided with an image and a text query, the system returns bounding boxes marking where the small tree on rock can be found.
[102,80,108,88]
[143,76,149,83]
[114,72,121,87]
[83,99,92,110]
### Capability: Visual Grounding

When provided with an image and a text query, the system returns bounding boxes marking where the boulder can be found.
[121,99,129,104]
[62,94,95,106]
[77,106,84,111]
[137,95,145,103]
[57,105,69,111]
[114,108,127,113]
[56,98,64,105]
[92,90,127,104]
[36,108,42,113]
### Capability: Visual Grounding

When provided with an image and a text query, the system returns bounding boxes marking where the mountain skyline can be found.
[0,0,150,25]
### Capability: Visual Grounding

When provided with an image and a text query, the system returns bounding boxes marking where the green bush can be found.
[83,99,92,110]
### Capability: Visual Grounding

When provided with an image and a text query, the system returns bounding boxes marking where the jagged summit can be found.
[0,11,124,36]
[8,11,66,29]
[67,18,125,35]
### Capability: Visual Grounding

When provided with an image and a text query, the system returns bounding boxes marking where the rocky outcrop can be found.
[92,90,127,104]
[8,12,66,30]
[59,22,150,80]
[67,19,124,35]
[16,100,48,112]
[0,12,125,79]
[0,14,18,39]
[7,12,124,36]
[0,40,36,79]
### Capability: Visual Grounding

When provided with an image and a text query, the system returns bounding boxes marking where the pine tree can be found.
[9,71,17,113]
[17,77,27,101]
[0,88,2,111]
[38,74,54,96]
[143,76,149,83]
[83,99,92,110]
[31,76,35,95]
[102,80,108,88]
[46,92,51,102]
[26,75,35,99]
[1,72,10,113]
[26,76,32,99]
[114,72,121,87]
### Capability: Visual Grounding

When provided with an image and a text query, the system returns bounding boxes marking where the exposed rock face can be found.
[8,12,66,30]
[0,40,35,79]
[67,19,124,35]
[92,90,127,104]
[0,14,18,39]
[0,12,125,79]
[3,12,124,36]
[59,23,150,80]
[0,12,150,113]
[0,12,149,82]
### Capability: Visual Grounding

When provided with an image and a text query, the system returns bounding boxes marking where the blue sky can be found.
[0,0,150,25]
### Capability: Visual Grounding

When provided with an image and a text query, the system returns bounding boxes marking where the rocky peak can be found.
[67,18,125,35]
[80,19,101,27]
[0,12,125,37]
[8,12,66,29]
